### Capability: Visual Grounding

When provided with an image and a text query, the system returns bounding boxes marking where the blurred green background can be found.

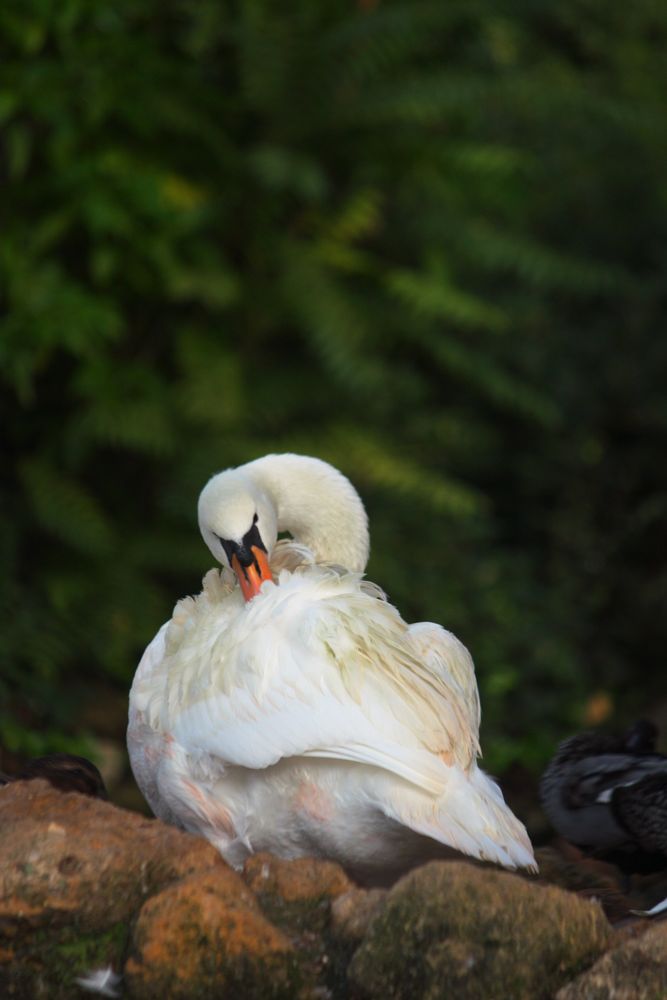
[2,0,667,819]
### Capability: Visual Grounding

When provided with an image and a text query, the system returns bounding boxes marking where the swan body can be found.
[128,454,535,878]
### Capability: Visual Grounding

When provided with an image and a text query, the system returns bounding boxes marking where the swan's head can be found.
[198,470,277,601]
[198,453,369,601]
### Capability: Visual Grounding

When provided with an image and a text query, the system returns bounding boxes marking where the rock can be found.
[243,853,356,998]
[5,925,128,1000]
[0,781,226,998]
[9,782,649,1000]
[556,921,667,999]
[348,860,612,1000]
[244,853,354,937]
[244,853,354,903]
[330,889,386,942]
[124,867,301,999]
[0,781,225,937]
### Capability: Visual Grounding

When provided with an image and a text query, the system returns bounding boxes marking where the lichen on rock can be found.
[243,852,359,997]
[348,860,612,1000]
[125,867,303,999]
[0,781,231,998]
[330,888,386,943]
[1,922,128,1000]
[244,854,354,906]
[4,781,653,1000]
[556,921,667,1000]
[0,779,226,939]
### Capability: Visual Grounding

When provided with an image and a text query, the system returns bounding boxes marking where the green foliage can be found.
[1,0,666,770]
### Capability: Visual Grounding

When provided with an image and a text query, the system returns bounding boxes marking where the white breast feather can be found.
[135,560,481,799]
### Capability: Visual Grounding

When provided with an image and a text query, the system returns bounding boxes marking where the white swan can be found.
[128,454,536,879]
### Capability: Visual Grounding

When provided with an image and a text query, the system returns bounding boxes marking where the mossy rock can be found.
[124,868,306,999]
[556,921,667,1000]
[348,861,612,1000]
[0,921,128,1000]
[242,853,358,999]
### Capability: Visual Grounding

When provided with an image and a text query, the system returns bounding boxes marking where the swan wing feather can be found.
[135,569,480,796]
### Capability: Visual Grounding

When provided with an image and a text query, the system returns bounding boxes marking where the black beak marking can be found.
[218,520,267,575]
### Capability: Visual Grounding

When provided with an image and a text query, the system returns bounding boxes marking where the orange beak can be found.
[231,546,274,602]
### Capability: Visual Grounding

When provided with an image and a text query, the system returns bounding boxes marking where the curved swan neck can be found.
[244,454,369,572]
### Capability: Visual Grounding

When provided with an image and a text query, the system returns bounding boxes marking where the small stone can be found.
[124,867,302,999]
[244,853,354,902]
[330,889,386,942]
[556,921,667,999]
[348,860,612,1000]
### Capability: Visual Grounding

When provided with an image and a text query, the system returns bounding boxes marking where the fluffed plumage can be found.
[128,454,535,880]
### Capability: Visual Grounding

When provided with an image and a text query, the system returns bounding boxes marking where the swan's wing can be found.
[406,621,481,760]
[129,617,239,836]
[145,572,482,795]
[127,621,177,822]
[379,761,537,871]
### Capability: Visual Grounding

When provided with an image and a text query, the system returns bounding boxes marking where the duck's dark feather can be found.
[0,753,108,799]
[540,721,667,855]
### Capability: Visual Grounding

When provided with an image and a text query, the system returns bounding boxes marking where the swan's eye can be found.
[253,513,258,525]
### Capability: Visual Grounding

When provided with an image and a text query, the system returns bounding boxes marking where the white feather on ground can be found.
[74,966,122,997]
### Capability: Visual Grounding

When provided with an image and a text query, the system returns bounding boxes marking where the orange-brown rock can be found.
[348,860,613,1000]
[241,854,358,994]
[0,780,225,938]
[125,867,302,999]
[556,921,667,1000]
[244,852,354,903]
[5,780,651,1000]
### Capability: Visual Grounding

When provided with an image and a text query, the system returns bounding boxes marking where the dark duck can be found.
[0,753,108,799]
[540,720,667,863]
[540,720,667,917]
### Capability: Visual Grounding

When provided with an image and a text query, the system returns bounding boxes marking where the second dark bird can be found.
[540,719,667,862]
[0,752,108,799]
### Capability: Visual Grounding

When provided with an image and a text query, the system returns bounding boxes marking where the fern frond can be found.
[20,460,113,555]
[387,266,507,332]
